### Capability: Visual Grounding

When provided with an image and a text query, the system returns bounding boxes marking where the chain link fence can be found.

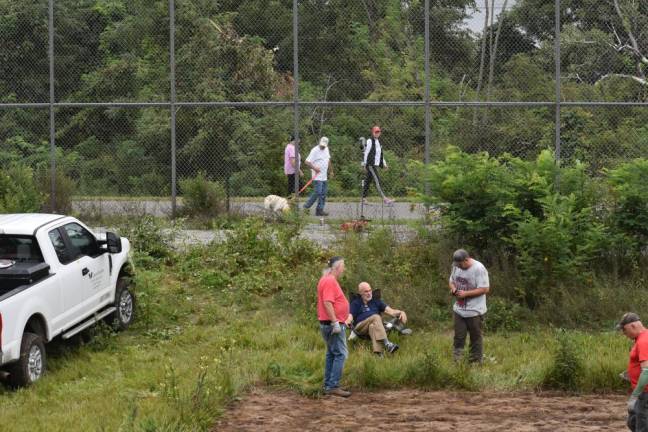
[0,0,646,219]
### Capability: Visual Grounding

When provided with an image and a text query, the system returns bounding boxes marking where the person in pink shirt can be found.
[284,135,303,196]
[317,256,352,397]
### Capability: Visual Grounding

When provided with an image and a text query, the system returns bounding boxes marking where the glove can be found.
[628,395,638,413]
[331,322,341,334]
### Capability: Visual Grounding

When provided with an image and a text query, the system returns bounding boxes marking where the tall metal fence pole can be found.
[169,0,177,218]
[554,0,561,165]
[292,0,300,205]
[48,0,56,212]
[424,0,431,198]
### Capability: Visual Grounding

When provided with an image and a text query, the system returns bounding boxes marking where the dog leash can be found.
[298,178,314,194]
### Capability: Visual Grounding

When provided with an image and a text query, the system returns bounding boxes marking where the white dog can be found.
[264,195,291,214]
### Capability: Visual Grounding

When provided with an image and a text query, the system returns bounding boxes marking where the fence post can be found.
[169,0,177,218]
[554,0,561,171]
[49,0,56,212]
[424,0,431,200]
[292,0,300,208]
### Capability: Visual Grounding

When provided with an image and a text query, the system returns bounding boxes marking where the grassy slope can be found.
[0,258,631,432]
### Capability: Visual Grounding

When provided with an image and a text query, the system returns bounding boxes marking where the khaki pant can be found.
[354,314,387,353]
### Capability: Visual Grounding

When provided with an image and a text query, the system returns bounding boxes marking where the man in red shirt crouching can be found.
[619,312,648,431]
[317,256,353,397]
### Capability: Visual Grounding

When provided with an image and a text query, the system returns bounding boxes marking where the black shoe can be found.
[386,342,399,354]
[315,210,329,216]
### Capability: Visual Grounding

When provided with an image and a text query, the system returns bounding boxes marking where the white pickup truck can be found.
[0,214,134,387]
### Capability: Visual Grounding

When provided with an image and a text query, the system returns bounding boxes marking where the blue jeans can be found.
[304,180,327,211]
[629,392,648,432]
[320,323,348,390]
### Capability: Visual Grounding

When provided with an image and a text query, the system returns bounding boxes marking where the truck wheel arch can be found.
[24,314,49,342]
[118,263,133,280]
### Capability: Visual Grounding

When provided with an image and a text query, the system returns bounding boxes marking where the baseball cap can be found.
[452,249,470,264]
[372,126,381,133]
[616,312,641,330]
[319,136,329,147]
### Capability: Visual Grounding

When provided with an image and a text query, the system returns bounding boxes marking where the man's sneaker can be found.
[348,330,358,341]
[383,198,395,206]
[386,342,399,354]
[315,210,329,216]
[324,387,351,397]
[400,328,413,335]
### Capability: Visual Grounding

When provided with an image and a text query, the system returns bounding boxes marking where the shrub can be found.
[541,330,584,392]
[180,172,226,218]
[120,215,180,262]
[485,297,524,332]
[38,169,77,214]
[0,164,44,213]
[510,193,608,309]
[606,159,648,250]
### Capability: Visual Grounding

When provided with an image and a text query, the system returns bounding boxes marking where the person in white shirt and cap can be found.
[303,137,333,216]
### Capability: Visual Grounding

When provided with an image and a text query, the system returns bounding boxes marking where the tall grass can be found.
[0,218,636,431]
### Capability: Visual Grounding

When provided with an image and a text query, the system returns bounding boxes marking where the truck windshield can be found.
[0,235,44,262]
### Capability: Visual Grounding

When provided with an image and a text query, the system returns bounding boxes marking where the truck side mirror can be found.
[106,232,122,254]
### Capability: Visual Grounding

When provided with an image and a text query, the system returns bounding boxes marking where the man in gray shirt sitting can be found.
[449,249,490,364]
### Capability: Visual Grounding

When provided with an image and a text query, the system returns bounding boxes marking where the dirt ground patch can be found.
[213,388,627,431]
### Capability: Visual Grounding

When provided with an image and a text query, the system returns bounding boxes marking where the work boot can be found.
[324,387,351,397]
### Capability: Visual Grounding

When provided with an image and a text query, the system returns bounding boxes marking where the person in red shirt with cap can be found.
[618,312,648,431]
[317,256,352,397]
[362,125,394,206]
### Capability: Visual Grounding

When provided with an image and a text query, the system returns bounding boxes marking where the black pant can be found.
[453,312,484,363]
[629,392,648,432]
[286,174,301,196]
[362,166,384,198]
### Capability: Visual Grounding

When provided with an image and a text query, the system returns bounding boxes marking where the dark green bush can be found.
[39,169,77,214]
[606,159,648,251]
[510,193,608,309]
[180,172,226,218]
[0,164,44,213]
[485,297,525,332]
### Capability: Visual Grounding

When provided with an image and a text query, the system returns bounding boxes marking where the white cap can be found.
[319,136,329,147]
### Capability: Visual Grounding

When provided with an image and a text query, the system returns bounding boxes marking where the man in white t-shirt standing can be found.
[449,249,490,364]
[303,137,333,216]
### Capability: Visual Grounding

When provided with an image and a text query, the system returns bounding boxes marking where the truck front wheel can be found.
[107,277,135,331]
[8,332,46,388]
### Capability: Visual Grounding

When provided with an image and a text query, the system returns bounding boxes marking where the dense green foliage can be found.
[0,164,43,212]
[179,172,227,218]
[1,0,646,198]
[419,147,648,315]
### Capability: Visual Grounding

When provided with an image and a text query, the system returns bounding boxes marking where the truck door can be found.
[47,228,85,330]
[61,223,111,315]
